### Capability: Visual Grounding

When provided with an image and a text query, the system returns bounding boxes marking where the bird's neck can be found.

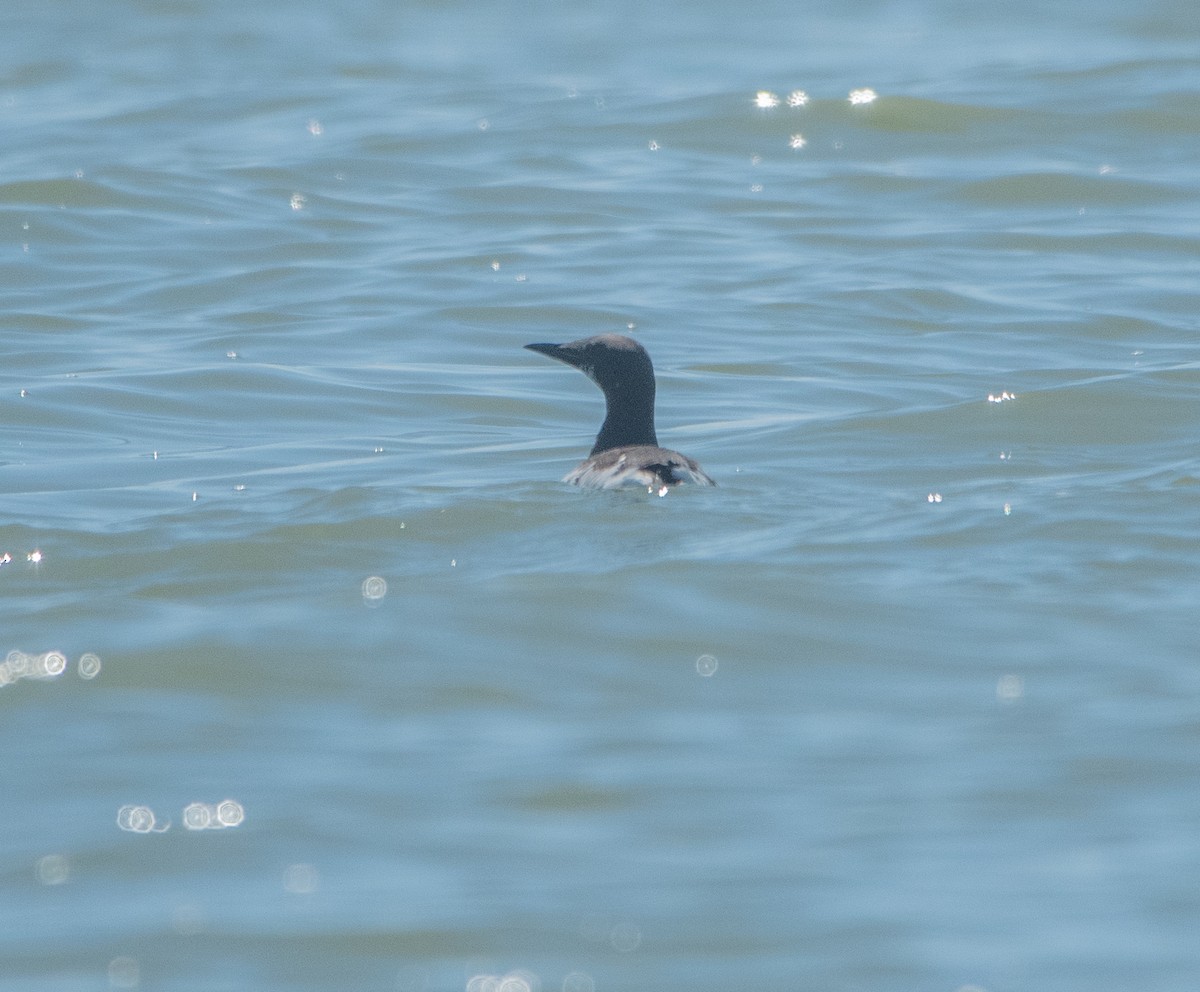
[592,387,658,454]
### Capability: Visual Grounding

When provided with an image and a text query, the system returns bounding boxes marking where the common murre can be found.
[525,333,716,492]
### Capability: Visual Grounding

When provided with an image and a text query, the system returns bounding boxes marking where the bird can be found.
[524,333,715,492]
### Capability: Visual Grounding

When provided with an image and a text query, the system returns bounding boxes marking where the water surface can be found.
[3,1,1200,990]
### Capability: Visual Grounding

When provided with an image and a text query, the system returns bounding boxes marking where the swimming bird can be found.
[525,333,715,491]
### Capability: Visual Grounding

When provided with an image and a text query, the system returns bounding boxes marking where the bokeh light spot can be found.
[283,862,320,894]
[36,853,69,885]
[183,799,245,830]
[107,956,140,989]
[362,576,388,602]
[117,805,161,833]
[609,920,642,953]
[997,673,1025,703]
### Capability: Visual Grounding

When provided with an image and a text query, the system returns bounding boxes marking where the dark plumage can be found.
[525,334,715,492]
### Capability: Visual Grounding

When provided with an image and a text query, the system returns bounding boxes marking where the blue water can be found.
[3,1,1200,990]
